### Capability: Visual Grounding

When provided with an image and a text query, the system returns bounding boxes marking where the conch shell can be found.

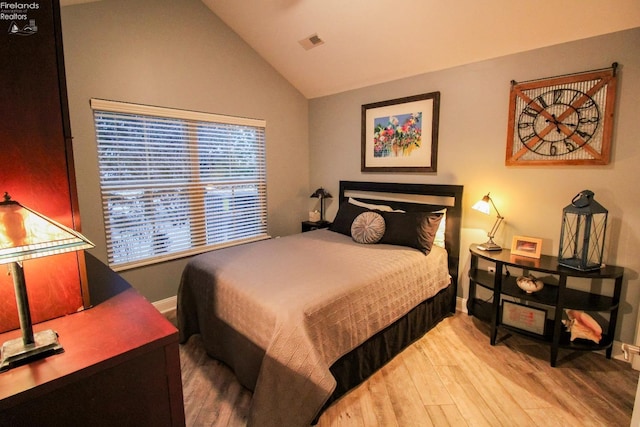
[516,275,544,293]
[562,309,602,343]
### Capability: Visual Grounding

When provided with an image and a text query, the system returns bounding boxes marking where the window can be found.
[91,99,268,271]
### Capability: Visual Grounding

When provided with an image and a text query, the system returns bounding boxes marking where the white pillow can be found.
[348,197,405,213]
[351,211,386,244]
[434,211,446,248]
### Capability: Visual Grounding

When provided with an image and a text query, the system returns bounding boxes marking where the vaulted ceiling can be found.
[63,0,640,99]
[203,0,640,98]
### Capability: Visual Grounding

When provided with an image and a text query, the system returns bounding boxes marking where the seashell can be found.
[564,309,602,343]
[516,275,544,293]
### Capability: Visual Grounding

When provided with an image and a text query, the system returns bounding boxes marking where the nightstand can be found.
[301,220,332,232]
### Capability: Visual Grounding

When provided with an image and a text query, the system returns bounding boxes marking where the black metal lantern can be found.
[558,190,608,271]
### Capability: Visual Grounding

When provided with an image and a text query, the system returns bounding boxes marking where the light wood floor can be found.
[177,313,638,426]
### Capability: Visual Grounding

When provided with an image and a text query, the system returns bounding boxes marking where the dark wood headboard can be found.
[339,181,464,310]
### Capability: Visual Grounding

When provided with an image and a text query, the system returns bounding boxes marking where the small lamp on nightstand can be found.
[0,192,94,371]
[310,187,332,222]
[472,192,504,251]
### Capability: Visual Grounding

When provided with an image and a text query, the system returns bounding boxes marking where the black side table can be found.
[467,244,624,366]
[301,220,332,232]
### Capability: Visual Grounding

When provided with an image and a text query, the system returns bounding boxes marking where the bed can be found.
[178,181,463,426]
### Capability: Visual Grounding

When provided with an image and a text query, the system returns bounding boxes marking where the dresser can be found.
[0,255,185,426]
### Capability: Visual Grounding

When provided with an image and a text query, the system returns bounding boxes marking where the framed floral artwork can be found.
[361,92,440,172]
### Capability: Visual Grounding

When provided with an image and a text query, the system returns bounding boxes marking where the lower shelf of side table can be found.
[470,299,614,353]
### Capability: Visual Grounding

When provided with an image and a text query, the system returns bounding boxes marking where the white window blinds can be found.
[91,99,268,271]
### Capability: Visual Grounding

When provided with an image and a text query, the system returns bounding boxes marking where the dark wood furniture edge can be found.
[52,0,92,309]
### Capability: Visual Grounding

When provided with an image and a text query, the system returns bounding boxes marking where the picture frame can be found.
[511,235,542,259]
[361,92,440,172]
[501,300,547,336]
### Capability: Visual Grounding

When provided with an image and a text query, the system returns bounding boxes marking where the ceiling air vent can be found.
[298,33,325,50]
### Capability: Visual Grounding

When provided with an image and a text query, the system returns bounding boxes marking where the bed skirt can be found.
[182,280,455,424]
[316,282,455,421]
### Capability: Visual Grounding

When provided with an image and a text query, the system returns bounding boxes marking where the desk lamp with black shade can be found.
[0,192,94,371]
[310,187,332,223]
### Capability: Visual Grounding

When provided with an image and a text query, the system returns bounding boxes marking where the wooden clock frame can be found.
[505,65,617,166]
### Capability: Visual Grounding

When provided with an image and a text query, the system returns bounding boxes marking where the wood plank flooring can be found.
[176,313,637,426]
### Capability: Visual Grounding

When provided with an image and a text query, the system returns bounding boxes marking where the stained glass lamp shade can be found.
[0,193,94,371]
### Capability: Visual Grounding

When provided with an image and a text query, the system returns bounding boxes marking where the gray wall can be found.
[309,28,640,344]
[61,0,309,302]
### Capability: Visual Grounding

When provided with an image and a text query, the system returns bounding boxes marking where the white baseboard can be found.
[153,295,177,315]
[456,296,628,364]
[456,296,467,314]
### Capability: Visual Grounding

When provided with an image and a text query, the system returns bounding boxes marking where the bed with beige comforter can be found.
[178,227,451,426]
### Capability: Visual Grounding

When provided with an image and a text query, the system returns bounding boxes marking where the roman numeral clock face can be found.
[506,68,617,165]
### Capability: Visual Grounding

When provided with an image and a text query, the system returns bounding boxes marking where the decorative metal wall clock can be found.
[506,64,617,166]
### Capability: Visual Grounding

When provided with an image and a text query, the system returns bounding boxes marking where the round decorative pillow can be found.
[351,211,385,244]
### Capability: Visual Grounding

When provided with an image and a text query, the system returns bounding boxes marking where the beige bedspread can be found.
[178,229,450,427]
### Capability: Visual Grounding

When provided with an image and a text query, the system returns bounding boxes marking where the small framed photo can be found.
[511,235,542,259]
[361,92,440,172]
[501,300,547,336]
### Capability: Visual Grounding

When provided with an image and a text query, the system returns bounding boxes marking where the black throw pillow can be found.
[329,202,369,236]
[379,211,443,254]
